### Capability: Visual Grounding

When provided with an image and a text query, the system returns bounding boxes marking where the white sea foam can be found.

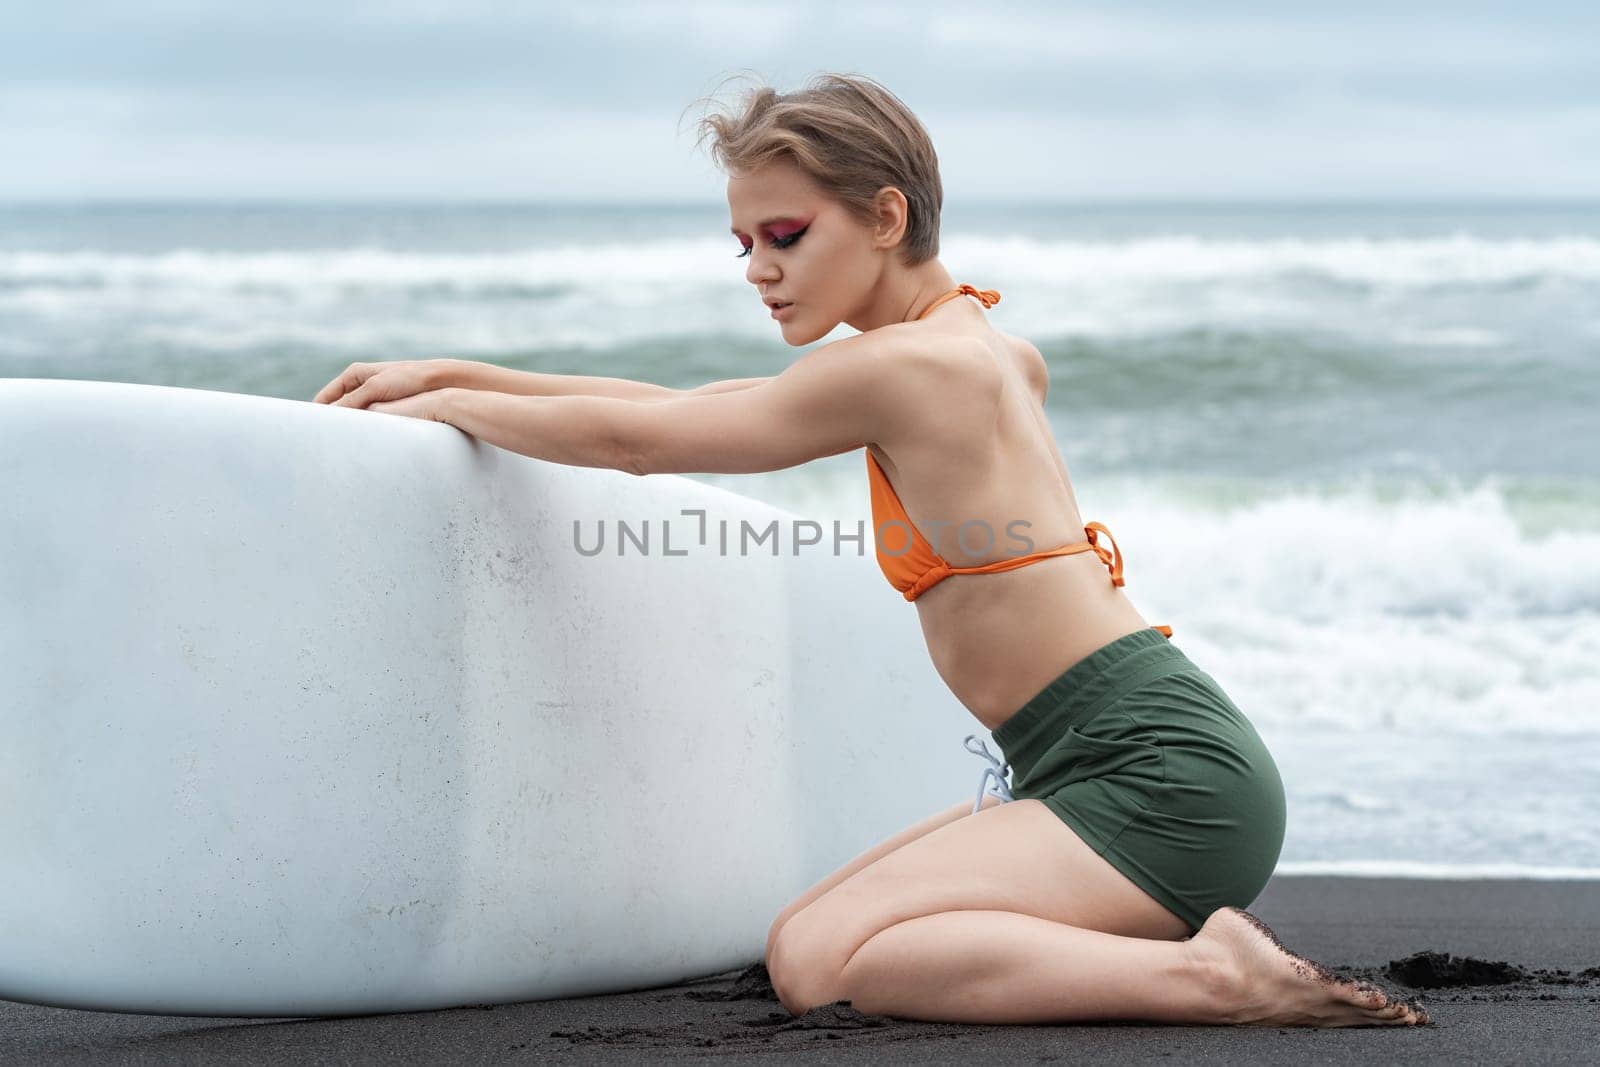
[1392,327,1505,348]
[3,233,1593,358]
[4,234,1599,290]
[947,233,1600,287]
[1272,860,1600,879]
[3,235,1595,355]
[1056,475,1600,737]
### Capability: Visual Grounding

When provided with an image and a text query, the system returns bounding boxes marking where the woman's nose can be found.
[745,251,779,287]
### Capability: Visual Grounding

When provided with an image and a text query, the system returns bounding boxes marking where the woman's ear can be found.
[872,185,910,252]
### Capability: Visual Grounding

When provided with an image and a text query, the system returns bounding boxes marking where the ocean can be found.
[3,199,1597,877]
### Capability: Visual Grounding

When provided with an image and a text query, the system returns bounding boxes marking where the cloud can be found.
[1,1,1596,198]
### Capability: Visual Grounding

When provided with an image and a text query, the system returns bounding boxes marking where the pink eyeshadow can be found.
[763,218,809,239]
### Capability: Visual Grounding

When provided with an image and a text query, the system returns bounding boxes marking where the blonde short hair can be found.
[685,71,943,267]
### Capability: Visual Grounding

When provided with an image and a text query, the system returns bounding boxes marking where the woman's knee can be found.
[766,794,1007,983]
[765,907,796,966]
[765,918,844,1016]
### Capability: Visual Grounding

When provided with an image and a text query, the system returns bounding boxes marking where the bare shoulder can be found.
[885,321,1038,404]
[863,325,1004,442]
[785,325,993,430]
[1006,333,1049,405]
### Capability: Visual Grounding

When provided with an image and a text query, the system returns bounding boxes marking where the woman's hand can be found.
[312,359,457,409]
[367,389,457,424]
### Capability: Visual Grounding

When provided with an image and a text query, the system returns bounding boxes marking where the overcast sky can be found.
[2,1,1597,201]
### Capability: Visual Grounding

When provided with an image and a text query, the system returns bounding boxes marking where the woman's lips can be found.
[771,302,795,320]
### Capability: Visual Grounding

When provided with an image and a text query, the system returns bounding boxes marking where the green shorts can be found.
[991,627,1286,933]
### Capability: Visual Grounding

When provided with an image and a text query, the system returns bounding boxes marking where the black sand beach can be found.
[6,875,1599,1065]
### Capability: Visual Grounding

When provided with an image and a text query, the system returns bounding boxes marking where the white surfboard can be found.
[0,378,987,1017]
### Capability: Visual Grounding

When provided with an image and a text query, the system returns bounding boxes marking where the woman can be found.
[313,73,1427,1029]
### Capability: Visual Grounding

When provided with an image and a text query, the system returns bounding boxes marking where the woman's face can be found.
[727,160,879,346]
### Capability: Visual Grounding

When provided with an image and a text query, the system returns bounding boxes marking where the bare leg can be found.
[834,907,1429,1027]
[770,798,1426,1027]
[765,795,1000,962]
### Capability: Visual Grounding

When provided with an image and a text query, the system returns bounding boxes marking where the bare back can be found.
[865,307,1158,730]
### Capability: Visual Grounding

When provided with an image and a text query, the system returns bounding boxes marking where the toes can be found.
[1378,999,1429,1026]
[1346,979,1391,1011]
[1350,1003,1418,1028]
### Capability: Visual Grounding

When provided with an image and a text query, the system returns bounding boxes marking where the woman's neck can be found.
[845,262,960,333]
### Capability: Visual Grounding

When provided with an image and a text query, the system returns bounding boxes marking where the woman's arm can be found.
[434,391,634,470]
[445,359,771,403]
[684,376,774,397]
[444,358,681,402]
[433,331,903,476]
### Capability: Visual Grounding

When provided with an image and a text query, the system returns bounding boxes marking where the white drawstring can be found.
[964,734,1014,814]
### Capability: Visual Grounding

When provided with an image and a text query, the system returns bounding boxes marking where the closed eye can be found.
[735,227,807,259]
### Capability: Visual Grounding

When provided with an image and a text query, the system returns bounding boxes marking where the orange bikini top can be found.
[866,284,1173,637]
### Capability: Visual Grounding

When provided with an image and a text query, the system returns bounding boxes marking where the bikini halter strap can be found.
[917,284,1001,321]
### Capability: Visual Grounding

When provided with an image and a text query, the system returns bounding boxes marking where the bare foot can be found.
[1187,907,1431,1027]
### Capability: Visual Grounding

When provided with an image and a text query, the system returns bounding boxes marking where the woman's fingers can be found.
[314,361,436,409]
[337,374,398,409]
[313,362,369,405]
